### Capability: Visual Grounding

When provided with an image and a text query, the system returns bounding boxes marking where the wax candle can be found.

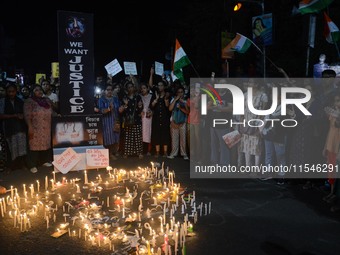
[208,202,211,214]
[36,180,40,192]
[0,201,4,217]
[46,216,49,229]
[107,196,110,208]
[76,184,81,193]
[45,176,48,191]
[84,170,88,184]
[147,240,151,255]
[52,171,56,182]
[10,186,14,200]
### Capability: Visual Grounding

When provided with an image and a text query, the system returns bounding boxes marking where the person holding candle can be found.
[24,85,54,173]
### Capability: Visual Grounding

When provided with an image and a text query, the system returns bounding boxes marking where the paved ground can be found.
[0,156,339,255]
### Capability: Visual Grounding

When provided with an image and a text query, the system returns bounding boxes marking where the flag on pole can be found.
[173,39,191,82]
[228,33,252,53]
[324,12,340,44]
[297,0,333,15]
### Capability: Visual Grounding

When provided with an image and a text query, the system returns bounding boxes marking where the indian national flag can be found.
[173,39,191,72]
[298,0,333,15]
[324,12,340,44]
[229,33,252,53]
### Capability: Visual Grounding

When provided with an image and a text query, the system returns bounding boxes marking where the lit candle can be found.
[107,196,110,208]
[45,176,48,191]
[146,240,151,255]
[46,216,49,229]
[52,171,56,182]
[36,180,40,193]
[204,203,207,216]
[84,170,88,184]
[23,184,26,194]
[10,186,14,200]
[153,197,157,205]
[122,207,125,218]
[51,179,55,190]
[29,184,34,198]
[76,184,81,193]
[208,202,211,214]
[0,200,4,217]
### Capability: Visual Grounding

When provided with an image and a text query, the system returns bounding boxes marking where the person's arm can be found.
[169,97,179,112]
[148,67,155,89]
[23,99,34,139]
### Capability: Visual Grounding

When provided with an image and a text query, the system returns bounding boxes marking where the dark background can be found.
[0,0,340,82]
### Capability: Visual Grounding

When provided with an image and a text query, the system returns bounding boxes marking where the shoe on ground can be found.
[146,152,151,156]
[258,176,273,181]
[42,162,53,167]
[183,156,189,160]
[30,167,38,173]
[154,153,160,158]
[277,178,285,185]
[167,155,175,159]
[323,193,334,201]
[139,154,144,159]
[163,153,168,158]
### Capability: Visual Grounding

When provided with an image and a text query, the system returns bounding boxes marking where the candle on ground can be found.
[45,176,48,191]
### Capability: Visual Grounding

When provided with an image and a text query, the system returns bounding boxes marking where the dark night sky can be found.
[1,0,340,80]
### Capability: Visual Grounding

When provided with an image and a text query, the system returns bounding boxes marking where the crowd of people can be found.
[0,66,340,214]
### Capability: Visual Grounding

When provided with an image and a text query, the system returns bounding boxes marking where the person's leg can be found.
[216,128,230,165]
[169,126,179,157]
[210,128,219,164]
[26,150,39,172]
[179,123,187,157]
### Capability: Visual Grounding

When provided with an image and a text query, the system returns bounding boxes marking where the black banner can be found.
[58,11,94,115]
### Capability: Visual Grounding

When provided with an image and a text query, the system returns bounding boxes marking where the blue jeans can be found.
[264,139,286,177]
[210,128,230,165]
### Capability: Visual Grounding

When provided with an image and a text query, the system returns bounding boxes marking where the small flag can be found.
[173,39,190,82]
[173,39,191,71]
[297,0,333,15]
[324,12,340,44]
[228,33,252,53]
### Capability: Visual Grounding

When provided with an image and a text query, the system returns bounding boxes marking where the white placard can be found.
[155,61,164,76]
[86,149,109,167]
[123,62,137,75]
[52,147,81,174]
[105,59,123,76]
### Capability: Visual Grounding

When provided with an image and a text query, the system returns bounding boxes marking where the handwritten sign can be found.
[123,62,137,75]
[155,61,164,76]
[35,73,46,84]
[52,147,81,174]
[105,59,123,76]
[86,149,109,167]
[51,62,59,78]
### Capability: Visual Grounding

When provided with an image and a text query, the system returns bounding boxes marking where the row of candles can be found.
[0,162,212,254]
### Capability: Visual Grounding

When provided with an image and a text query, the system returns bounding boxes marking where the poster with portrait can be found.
[252,13,273,46]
